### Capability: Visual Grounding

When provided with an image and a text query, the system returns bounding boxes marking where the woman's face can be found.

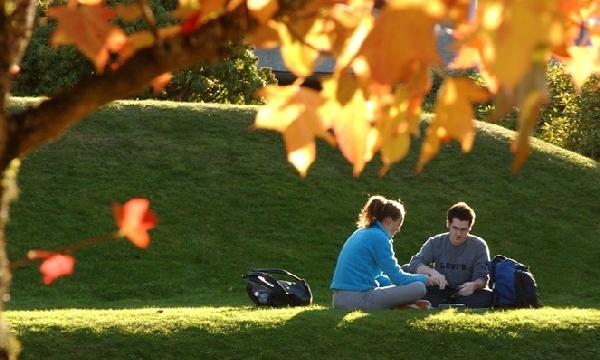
[383,217,403,237]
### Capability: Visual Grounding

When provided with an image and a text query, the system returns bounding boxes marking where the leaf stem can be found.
[9,231,121,271]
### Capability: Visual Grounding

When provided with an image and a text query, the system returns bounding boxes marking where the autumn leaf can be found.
[171,0,227,34]
[77,0,102,5]
[417,77,490,173]
[374,86,423,176]
[151,73,173,94]
[48,3,126,73]
[359,0,444,85]
[255,85,334,176]
[114,3,145,23]
[248,0,279,23]
[247,19,281,48]
[39,254,75,285]
[564,45,600,89]
[113,198,158,249]
[321,75,374,176]
[277,21,320,77]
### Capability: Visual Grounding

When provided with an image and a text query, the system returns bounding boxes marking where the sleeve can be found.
[375,273,392,286]
[471,240,491,284]
[407,237,437,273]
[372,235,427,286]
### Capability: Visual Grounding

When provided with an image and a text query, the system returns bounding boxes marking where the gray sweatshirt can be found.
[406,233,490,288]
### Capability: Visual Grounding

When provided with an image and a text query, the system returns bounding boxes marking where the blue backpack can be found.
[489,255,542,308]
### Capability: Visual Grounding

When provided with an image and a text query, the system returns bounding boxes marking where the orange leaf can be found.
[255,85,333,176]
[114,3,145,22]
[359,0,443,85]
[248,0,279,23]
[247,19,281,48]
[48,4,126,73]
[39,255,75,285]
[113,198,158,249]
[416,77,490,173]
[151,72,173,94]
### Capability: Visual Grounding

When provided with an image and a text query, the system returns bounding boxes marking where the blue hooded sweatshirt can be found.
[331,221,427,291]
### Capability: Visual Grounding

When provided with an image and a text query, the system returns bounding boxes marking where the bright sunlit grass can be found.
[6,306,600,359]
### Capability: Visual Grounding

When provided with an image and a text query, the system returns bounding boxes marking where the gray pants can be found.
[332,282,426,310]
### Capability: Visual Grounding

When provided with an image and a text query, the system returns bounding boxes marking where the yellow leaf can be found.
[248,0,279,23]
[489,60,549,171]
[379,131,411,177]
[255,86,333,176]
[333,13,374,74]
[510,91,545,172]
[277,22,320,77]
[490,0,562,89]
[416,77,490,173]
[322,75,373,176]
[565,45,600,89]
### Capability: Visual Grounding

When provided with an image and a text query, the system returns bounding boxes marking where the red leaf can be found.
[113,198,158,248]
[39,255,75,285]
[180,10,203,36]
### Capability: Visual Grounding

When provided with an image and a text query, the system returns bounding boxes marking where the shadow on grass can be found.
[12,306,600,360]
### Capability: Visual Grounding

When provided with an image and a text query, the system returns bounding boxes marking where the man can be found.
[405,202,492,308]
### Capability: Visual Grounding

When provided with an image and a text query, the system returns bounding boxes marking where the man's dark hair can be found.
[446,202,476,227]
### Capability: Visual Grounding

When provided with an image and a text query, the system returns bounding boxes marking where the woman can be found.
[330,195,431,310]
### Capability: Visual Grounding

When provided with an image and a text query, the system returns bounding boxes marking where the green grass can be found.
[6,306,600,359]
[4,97,600,359]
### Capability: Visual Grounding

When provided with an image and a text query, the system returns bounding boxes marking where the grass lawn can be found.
[4,97,600,359]
[6,306,600,359]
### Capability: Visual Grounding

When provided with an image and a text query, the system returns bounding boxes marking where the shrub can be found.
[538,61,600,159]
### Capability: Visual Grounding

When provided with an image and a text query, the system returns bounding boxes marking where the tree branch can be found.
[6,6,248,164]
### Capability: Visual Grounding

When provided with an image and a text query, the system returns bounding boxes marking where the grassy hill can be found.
[4,98,600,359]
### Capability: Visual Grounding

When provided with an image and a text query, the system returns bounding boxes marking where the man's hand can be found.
[457,281,476,296]
[429,271,448,290]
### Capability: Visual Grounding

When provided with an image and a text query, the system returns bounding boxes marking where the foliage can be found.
[538,61,600,159]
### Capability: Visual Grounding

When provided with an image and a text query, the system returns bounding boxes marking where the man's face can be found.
[448,218,471,246]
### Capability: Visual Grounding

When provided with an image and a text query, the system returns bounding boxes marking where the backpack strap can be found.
[242,271,287,294]
[251,268,304,282]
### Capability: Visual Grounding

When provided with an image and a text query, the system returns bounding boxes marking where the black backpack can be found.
[489,255,542,308]
[242,268,313,307]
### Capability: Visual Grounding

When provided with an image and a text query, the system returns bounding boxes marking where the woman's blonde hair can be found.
[356,195,405,228]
